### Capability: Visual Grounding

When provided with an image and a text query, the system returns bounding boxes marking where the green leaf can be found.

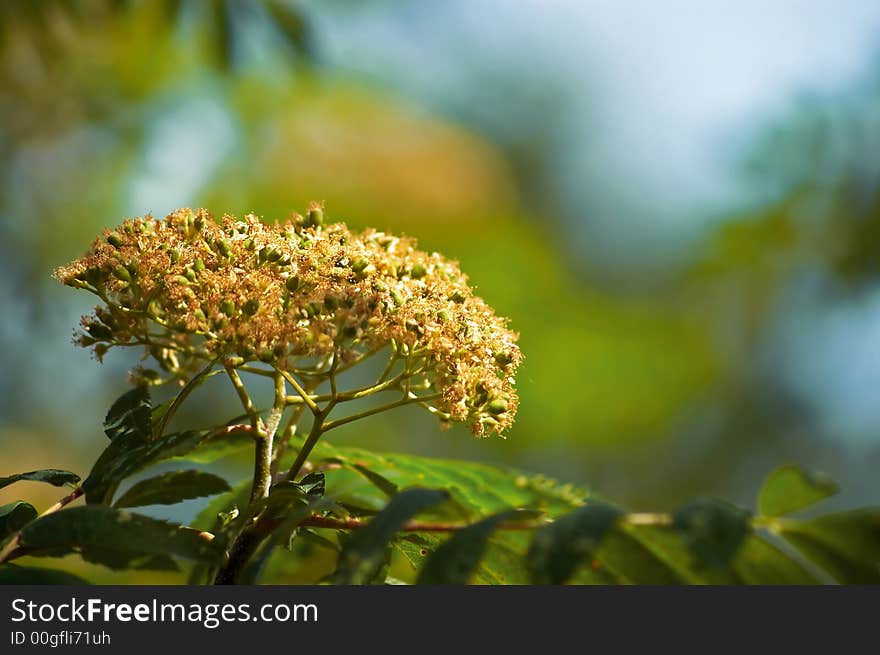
[333,488,450,584]
[83,429,214,504]
[265,0,312,59]
[673,499,751,569]
[309,441,586,518]
[0,502,38,540]
[104,387,151,441]
[113,470,231,508]
[19,505,223,570]
[779,510,880,583]
[0,564,90,585]
[0,469,80,491]
[527,501,623,584]
[758,465,839,517]
[417,509,540,584]
[151,359,221,439]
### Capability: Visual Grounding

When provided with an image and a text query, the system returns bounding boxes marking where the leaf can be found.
[0,502,38,540]
[265,0,312,60]
[779,510,880,584]
[333,488,450,584]
[104,387,152,441]
[758,465,839,517]
[0,469,80,491]
[0,564,90,585]
[673,499,751,569]
[113,470,231,508]
[18,505,223,570]
[417,509,540,584]
[151,359,221,439]
[527,501,623,584]
[83,429,213,504]
[309,441,586,518]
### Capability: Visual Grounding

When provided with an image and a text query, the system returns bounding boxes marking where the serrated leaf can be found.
[418,509,539,585]
[0,469,80,491]
[758,465,839,517]
[18,505,223,569]
[0,501,38,540]
[0,564,90,585]
[104,387,151,441]
[779,509,880,583]
[83,429,213,504]
[527,501,623,584]
[333,488,450,585]
[673,498,751,569]
[113,470,231,508]
[309,441,586,518]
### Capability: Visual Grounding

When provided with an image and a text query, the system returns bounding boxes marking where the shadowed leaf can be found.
[113,470,231,508]
[0,469,80,491]
[0,502,38,540]
[333,488,450,585]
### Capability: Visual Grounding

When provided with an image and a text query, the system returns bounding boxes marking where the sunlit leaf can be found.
[758,465,839,517]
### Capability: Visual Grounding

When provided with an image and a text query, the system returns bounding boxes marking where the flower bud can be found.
[410,263,427,279]
[185,268,197,282]
[107,233,123,248]
[243,298,260,316]
[494,351,512,367]
[216,239,232,257]
[194,258,206,273]
[112,265,131,282]
[307,207,324,227]
[449,290,466,304]
[488,399,508,415]
[285,276,300,293]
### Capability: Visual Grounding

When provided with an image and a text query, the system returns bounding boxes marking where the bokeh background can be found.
[3,1,880,580]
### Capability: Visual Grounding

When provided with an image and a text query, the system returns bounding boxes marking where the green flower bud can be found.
[243,298,260,316]
[193,258,206,273]
[193,308,207,322]
[437,309,452,323]
[112,265,131,282]
[266,247,282,262]
[147,299,163,319]
[169,248,181,264]
[449,290,467,303]
[285,276,300,293]
[494,351,512,367]
[216,239,232,257]
[324,295,339,311]
[185,268,197,282]
[259,349,275,363]
[351,258,369,273]
[307,207,324,227]
[220,299,236,316]
[243,238,255,251]
[410,263,427,279]
[487,399,508,415]
[173,275,191,286]
[106,233,123,248]
[391,290,405,307]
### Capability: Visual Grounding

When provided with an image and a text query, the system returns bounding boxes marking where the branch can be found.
[321,392,442,432]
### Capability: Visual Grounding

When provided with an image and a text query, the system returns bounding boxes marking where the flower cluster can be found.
[55,206,521,435]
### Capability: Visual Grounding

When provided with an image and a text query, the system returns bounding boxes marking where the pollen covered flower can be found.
[55,206,521,436]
